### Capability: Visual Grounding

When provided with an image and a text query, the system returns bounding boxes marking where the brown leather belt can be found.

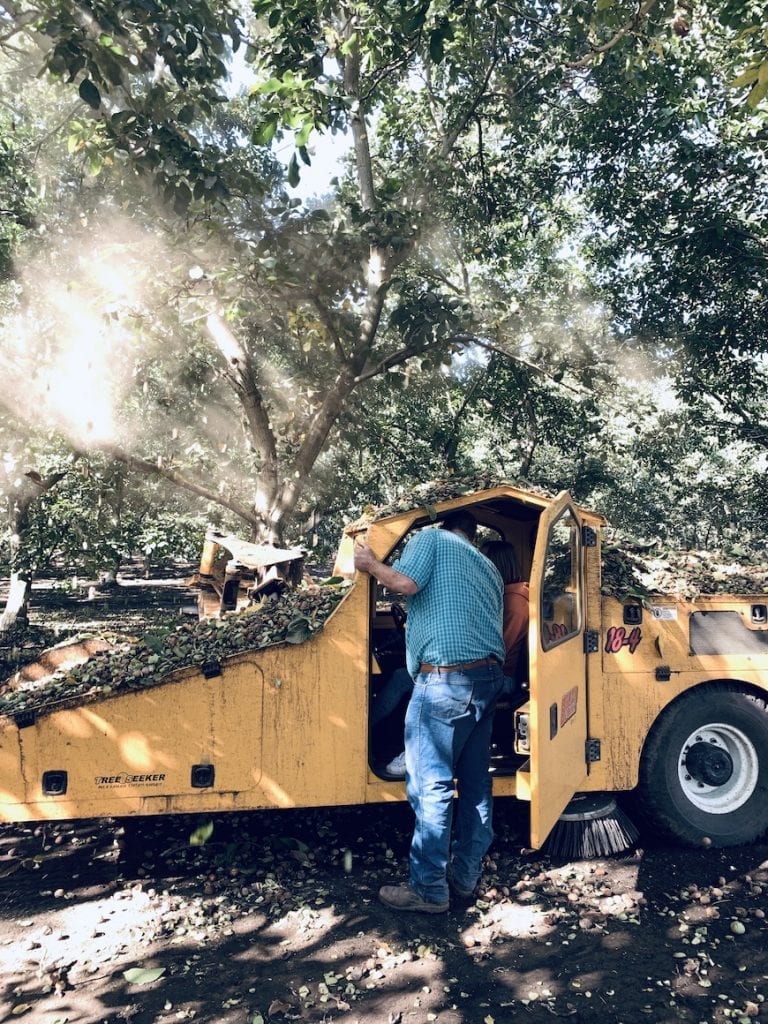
[419,657,499,673]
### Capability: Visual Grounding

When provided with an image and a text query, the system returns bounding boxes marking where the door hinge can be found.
[586,738,601,763]
[583,630,599,654]
[582,525,597,547]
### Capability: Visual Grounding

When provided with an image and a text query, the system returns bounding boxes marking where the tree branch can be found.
[508,358,539,476]
[353,333,457,384]
[570,0,660,69]
[356,327,586,394]
[473,337,584,393]
[690,379,768,450]
[0,4,37,44]
[205,313,278,465]
[423,60,446,140]
[339,21,376,211]
[277,260,405,522]
[309,293,348,361]
[440,27,500,159]
[99,443,261,528]
[25,468,68,495]
[442,371,485,470]
[26,103,83,158]
[276,364,358,523]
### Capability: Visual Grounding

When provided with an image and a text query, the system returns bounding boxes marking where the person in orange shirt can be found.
[480,540,529,693]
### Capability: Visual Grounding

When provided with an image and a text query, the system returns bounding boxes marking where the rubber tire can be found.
[638,684,768,848]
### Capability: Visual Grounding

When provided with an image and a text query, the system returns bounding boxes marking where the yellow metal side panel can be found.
[0,659,263,821]
[600,596,690,678]
[528,632,589,846]
[586,595,683,792]
[257,583,368,809]
[0,584,369,823]
[0,729,24,812]
[590,596,768,793]
[602,595,768,678]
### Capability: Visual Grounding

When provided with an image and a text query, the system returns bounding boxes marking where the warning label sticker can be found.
[650,606,678,621]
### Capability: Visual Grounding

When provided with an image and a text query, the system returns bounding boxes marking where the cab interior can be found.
[367,494,546,778]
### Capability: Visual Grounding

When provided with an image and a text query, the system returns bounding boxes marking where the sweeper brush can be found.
[543,793,640,859]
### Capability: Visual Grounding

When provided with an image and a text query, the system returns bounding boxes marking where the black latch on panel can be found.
[583,630,600,654]
[549,703,558,740]
[42,770,68,796]
[655,665,672,682]
[191,764,215,788]
[201,659,222,679]
[582,525,597,547]
[752,605,767,625]
[586,739,601,763]
[624,604,643,626]
[14,709,36,729]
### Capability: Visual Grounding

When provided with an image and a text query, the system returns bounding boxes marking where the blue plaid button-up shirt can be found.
[393,527,505,677]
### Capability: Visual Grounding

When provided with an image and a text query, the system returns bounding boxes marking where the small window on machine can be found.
[690,611,768,656]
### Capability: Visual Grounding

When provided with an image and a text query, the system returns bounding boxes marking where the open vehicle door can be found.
[528,491,590,848]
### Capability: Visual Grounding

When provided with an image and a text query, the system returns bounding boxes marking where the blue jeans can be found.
[404,662,504,903]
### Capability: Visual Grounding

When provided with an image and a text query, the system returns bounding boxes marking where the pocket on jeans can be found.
[421,680,473,722]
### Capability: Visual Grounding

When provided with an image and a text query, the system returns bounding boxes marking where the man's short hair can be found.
[441,509,477,541]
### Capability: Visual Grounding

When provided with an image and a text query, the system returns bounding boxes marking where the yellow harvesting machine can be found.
[2,481,768,850]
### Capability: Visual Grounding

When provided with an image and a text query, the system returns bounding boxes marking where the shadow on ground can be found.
[1,802,767,1024]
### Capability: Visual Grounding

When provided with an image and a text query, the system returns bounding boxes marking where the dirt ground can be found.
[2,574,768,1024]
[3,806,768,1024]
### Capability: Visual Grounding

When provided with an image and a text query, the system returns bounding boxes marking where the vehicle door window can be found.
[540,508,582,650]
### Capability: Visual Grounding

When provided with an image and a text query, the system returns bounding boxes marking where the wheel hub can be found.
[678,722,759,814]
[684,741,734,786]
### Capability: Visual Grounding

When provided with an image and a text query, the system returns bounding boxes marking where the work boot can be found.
[379,883,449,914]
[447,867,476,900]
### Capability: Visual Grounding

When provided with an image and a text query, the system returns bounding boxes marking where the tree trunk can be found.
[0,468,67,635]
[0,573,31,632]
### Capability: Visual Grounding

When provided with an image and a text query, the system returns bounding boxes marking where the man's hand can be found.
[353,541,378,574]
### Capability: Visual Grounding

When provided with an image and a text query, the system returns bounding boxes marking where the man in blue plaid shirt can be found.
[354,509,505,913]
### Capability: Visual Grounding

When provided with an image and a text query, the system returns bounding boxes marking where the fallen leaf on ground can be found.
[122,966,166,985]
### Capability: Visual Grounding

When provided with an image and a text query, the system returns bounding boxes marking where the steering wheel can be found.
[391,602,407,632]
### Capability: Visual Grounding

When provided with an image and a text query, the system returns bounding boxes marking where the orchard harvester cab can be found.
[2,478,768,852]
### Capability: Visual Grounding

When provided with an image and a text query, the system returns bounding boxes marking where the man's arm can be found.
[353,542,419,595]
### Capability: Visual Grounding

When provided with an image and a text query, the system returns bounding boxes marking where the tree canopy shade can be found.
[721,0,768,108]
[570,6,768,381]
[2,0,768,618]
[0,118,36,276]
[0,0,249,210]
